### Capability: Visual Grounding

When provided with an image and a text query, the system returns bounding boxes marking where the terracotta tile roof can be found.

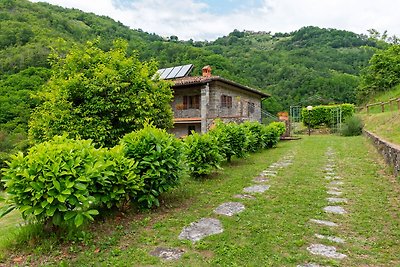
[172,76,270,98]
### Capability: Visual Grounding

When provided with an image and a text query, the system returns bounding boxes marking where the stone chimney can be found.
[202,65,212,77]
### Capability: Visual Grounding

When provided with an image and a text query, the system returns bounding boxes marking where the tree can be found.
[29,39,173,147]
[357,44,400,102]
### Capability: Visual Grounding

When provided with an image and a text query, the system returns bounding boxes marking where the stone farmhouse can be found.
[158,65,270,137]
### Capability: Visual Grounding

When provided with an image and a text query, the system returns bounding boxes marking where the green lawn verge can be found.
[361,111,400,145]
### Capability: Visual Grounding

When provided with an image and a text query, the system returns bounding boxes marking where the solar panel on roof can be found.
[160,67,174,79]
[156,64,194,80]
[175,64,193,78]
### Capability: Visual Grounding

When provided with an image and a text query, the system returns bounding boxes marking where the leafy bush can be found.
[121,124,184,208]
[262,122,285,148]
[184,132,223,178]
[1,136,144,228]
[241,121,264,152]
[340,116,364,136]
[92,145,143,209]
[268,121,286,136]
[29,39,174,147]
[209,121,247,162]
[1,136,101,228]
[302,104,355,128]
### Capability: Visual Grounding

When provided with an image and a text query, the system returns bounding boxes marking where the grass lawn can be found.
[361,111,400,145]
[1,135,399,266]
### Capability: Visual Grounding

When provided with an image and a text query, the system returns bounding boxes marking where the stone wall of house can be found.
[364,130,400,177]
[206,82,262,130]
[170,123,201,137]
[172,87,201,118]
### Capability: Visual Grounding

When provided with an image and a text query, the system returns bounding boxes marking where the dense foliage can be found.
[357,44,400,102]
[29,39,173,147]
[301,104,355,128]
[209,121,247,162]
[184,132,223,178]
[1,136,144,228]
[121,124,184,208]
[340,116,364,136]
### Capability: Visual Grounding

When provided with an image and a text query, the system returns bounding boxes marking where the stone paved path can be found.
[152,154,295,261]
[300,148,348,266]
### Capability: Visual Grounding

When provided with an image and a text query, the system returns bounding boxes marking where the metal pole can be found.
[308,110,311,136]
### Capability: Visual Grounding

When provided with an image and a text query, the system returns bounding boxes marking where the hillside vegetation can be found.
[360,85,400,145]
[0,0,390,154]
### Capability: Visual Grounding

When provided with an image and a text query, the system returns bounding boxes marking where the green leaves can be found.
[121,124,184,209]
[29,39,174,147]
[301,104,355,128]
[184,132,223,178]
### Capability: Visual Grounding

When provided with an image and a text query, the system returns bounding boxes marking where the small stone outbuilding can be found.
[170,66,270,137]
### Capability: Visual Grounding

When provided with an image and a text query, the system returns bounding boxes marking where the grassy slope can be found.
[1,135,399,266]
[360,85,400,145]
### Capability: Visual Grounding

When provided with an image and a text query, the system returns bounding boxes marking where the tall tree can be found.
[357,44,400,102]
[29,39,173,147]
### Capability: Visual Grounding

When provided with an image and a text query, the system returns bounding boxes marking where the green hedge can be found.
[183,132,223,178]
[1,121,284,230]
[121,124,184,208]
[1,136,144,228]
[301,104,355,128]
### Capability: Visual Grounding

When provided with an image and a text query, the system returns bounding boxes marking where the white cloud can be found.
[30,0,400,40]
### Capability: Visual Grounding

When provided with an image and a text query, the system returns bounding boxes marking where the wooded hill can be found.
[0,0,388,139]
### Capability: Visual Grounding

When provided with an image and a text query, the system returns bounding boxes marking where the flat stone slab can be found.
[324,167,334,172]
[307,244,347,259]
[243,185,270,193]
[329,181,344,186]
[233,194,256,200]
[178,218,223,242]
[324,206,347,215]
[253,176,269,183]
[327,190,342,196]
[315,234,345,244]
[310,219,338,227]
[214,202,245,216]
[150,247,185,260]
[326,172,335,176]
[327,197,348,204]
[262,170,278,174]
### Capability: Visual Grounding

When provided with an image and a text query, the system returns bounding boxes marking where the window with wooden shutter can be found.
[182,95,200,109]
[221,95,232,108]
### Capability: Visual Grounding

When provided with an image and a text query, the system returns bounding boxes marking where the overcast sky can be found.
[30,0,400,41]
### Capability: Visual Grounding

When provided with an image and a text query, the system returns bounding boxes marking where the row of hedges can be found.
[185,121,286,177]
[1,121,285,229]
[301,104,355,128]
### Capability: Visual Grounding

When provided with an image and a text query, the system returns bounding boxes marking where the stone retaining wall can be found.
[364,130,400,177]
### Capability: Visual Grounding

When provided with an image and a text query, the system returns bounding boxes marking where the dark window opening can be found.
[188,125,196,135]
[183,95,200,109]
[221,95,232,108]
[248,102,255,114]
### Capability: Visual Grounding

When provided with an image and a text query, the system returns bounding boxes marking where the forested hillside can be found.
[0,0,388,152]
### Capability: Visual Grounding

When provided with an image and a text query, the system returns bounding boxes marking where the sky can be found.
[30,0,400,41]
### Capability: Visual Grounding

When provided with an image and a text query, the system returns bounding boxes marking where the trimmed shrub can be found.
[268,121,286,136]
[262,122,285,148]
[1,136,144,228]
[241,121,264,152]
[184,132,223,178]
[121,124,184,208]
[92,145,143,209]
[340,116,364,136]
[1,136,101,228]
[209,121,247,162]
[302,104,355,128]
